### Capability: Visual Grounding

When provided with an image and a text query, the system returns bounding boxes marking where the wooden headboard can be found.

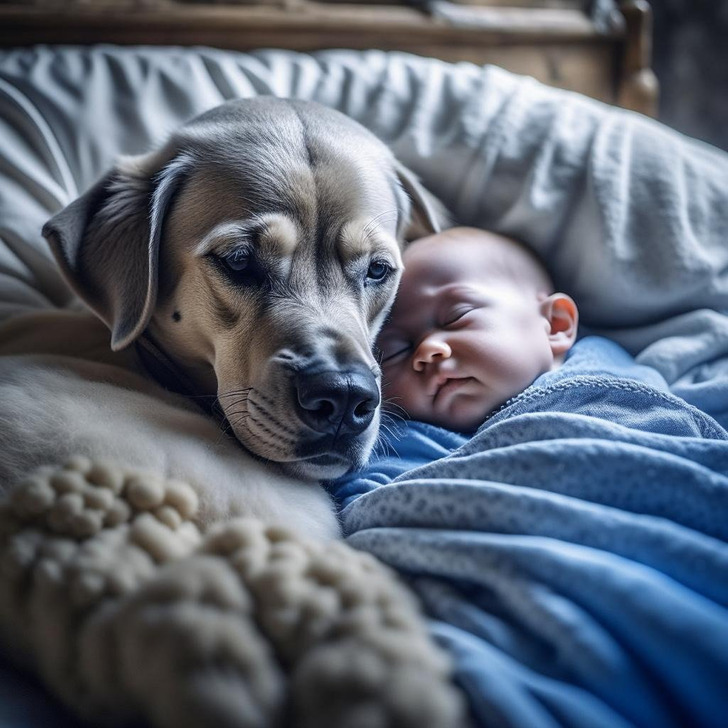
[0,0,658,116]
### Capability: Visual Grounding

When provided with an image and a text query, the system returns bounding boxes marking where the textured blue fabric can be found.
[329,337,728,728]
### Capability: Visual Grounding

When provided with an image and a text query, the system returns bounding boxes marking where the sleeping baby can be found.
[376,226,578,431]
[329,226,728,509]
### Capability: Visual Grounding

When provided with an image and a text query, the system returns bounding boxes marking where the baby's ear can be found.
[541,293,579,357]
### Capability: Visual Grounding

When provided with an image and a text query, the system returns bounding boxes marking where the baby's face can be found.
[377,236,556,431]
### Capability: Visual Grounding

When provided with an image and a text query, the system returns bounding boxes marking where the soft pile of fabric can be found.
[0,457,467,728]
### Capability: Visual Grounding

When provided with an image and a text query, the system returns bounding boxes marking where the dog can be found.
[0,97,441,538]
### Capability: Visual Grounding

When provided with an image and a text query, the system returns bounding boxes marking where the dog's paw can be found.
[202,519,468,728]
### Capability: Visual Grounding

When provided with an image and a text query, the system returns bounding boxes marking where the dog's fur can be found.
[0,97,440,538]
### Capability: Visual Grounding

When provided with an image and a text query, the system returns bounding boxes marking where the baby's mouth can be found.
[433,376,475,405]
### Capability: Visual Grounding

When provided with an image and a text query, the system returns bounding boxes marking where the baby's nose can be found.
[413,336,452,372]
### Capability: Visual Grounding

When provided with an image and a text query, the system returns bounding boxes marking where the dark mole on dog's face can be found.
[172,311,182,322]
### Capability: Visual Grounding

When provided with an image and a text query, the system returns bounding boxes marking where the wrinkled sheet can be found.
[1,46,728,727]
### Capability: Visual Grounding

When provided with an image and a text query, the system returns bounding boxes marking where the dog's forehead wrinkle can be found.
[215,163,310,220]
[173,112,316,205]
[165,164,313,259]
[208,150,319,234]
[338,221,401,267]
[182,100,308,155]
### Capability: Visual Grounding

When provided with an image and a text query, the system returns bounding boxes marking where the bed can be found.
[1,1,727,727]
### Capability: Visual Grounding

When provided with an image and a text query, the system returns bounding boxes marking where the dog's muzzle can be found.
[294,363,379,437]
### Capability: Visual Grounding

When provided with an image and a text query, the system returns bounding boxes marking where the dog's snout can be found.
[295,367,379,436]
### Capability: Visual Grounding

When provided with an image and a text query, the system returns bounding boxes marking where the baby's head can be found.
[377,227,578,431]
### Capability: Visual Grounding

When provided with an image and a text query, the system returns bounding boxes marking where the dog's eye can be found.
[366,260,391,283]
[223,249,250,272]
[212,248,267,287]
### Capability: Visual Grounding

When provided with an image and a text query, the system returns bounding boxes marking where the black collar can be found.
[135,334,221,422]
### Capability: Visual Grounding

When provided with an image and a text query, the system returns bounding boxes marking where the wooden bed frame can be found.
[0,0,658,116]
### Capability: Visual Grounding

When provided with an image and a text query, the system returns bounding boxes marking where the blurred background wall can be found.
[3,0,726,150]
[650,0,728,151]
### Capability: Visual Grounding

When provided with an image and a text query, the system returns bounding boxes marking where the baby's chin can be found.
[387,383,508,433]
[419,401,493,433]
[426,414,485,433]
[426,386,526,431]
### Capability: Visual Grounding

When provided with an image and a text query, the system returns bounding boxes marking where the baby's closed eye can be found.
[441,306,474,326]
[378,338,411,364]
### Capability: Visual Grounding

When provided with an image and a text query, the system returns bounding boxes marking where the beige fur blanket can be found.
[0,457,467,728]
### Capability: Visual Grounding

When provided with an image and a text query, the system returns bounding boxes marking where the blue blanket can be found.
[329,338,728,728]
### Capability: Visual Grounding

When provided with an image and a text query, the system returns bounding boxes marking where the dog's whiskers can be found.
[222,388,298,447]
[251,390,299,438]
[184,393,218,401]
[363,208,398,233]
[381,397,409,422]
[377,425,403,458]
[375,399,410,457]
[226,411,295,456]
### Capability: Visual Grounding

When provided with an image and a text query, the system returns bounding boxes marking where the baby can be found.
[329,226,726,513]
[377,227,578,431]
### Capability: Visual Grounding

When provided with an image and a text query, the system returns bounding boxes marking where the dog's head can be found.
[43,97,442,479]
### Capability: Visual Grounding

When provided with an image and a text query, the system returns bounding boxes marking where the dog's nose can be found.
[295,366,379,436]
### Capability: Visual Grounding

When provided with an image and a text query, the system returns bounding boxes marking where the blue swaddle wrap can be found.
[329,337,728,728]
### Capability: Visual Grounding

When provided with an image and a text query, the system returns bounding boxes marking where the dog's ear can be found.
[43,147,189,351]
[394,161,450,242]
